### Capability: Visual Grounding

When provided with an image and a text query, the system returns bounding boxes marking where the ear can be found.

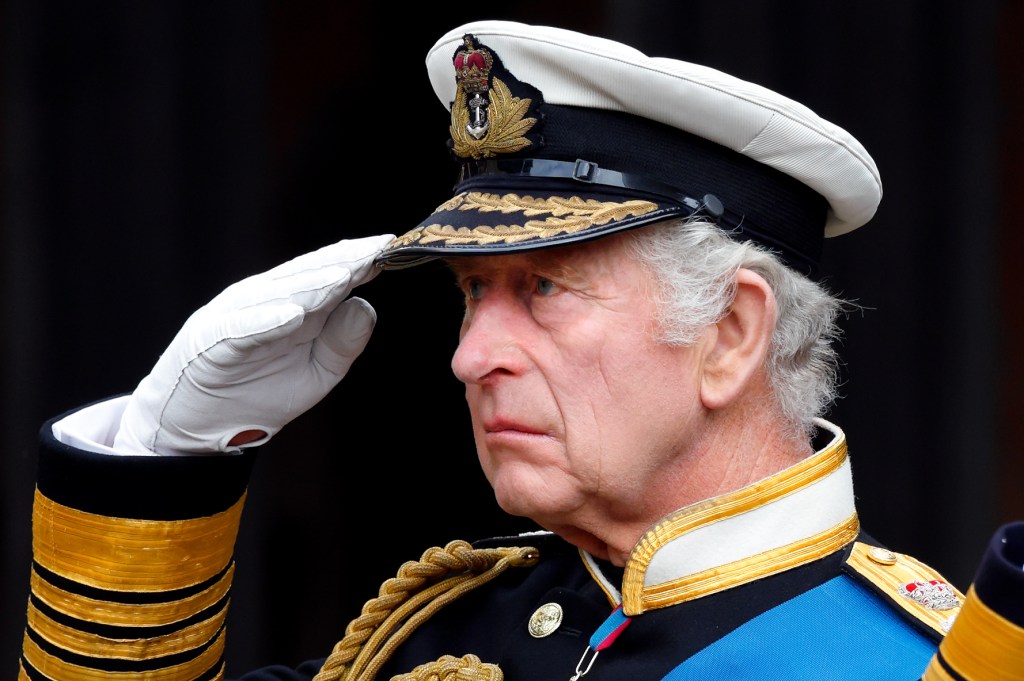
[699,268,777,410]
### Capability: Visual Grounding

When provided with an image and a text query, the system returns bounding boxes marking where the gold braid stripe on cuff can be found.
[19,661,226,681]
[21,627,226,681]
[26,597,229,660]
[927,584,1024,681]
[32,489,245,592]
[920,660,957,681]
[30,564,234,627]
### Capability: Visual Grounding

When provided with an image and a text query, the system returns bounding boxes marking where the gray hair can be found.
[626,218,849,439]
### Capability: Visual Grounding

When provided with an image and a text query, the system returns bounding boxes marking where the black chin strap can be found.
[457,158,725,218]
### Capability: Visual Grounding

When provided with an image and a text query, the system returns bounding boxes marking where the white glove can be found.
[114,233,395,455]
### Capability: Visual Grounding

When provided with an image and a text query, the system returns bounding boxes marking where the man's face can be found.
[449,233,710,547]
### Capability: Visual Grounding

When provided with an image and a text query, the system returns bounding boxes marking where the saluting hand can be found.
[114,233,394,455]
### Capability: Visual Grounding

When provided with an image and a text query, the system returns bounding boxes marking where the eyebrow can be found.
[445,252,585,278]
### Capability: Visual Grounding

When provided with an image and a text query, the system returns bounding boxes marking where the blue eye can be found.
[467,280,485,300]
[536,278,558,296]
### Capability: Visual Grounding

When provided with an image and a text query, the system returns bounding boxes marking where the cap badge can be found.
[450,35,539,160]
[897,579,961,611]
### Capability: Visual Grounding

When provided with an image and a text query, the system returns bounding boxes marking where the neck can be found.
[551,391,814,567]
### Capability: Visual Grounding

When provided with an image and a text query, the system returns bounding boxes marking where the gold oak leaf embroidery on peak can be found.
[451,77,537,159]
[388,193,660,247]
[457,193,658,218]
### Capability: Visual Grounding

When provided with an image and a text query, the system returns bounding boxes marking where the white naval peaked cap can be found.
[378,20,882,277]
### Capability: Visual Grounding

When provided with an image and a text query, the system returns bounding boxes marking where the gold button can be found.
[528,602,564,638]
[868,547,898,565]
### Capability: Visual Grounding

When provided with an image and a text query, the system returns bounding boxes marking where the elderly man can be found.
[19,20,1022,681]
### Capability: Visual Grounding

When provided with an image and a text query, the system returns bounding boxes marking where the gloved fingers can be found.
[201,303,307,361]
[335,233,395,287]
[195,294,373,377]
[211,264,351,319]
[205,233,394,316]
[312,296,377,376]
[264,233,395,283]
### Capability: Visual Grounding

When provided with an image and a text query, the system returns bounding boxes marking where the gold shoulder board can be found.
[845,541,963,637]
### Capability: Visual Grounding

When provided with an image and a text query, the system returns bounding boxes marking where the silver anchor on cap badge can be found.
[466,91,490,139]
[454,35,493,140]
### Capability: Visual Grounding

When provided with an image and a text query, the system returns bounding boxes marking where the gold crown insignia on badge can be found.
[449,34,539,160]
[454,35,494,98]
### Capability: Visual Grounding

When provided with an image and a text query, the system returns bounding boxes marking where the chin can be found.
[492,489,542,519]
[491,479,572,522]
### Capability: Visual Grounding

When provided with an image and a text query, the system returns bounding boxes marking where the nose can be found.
[451,292,528,385]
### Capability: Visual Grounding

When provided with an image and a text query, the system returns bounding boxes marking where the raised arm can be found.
[20,233,393,681]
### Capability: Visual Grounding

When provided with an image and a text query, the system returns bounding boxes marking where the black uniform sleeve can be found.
[19,413,258,681]
[920,521,1024,680]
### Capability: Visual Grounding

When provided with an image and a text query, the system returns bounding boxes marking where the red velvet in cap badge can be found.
[448,34,544,161]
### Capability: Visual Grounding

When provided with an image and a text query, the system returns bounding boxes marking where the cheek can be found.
[462,388,493,462]
[462,384,483,419]
[593,338,699,414]
[540,345,625,436]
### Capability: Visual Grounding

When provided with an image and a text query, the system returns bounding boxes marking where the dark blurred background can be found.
[2,0,1021,674]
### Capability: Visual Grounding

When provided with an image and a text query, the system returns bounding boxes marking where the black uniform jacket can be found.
[18,404,1024,680]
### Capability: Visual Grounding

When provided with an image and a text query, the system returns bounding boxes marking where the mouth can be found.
[482,418,549,438]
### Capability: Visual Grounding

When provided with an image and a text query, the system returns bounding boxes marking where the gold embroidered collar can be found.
[585,419,859,616]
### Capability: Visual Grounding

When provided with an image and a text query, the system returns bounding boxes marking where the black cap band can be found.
[459,158,708,212]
